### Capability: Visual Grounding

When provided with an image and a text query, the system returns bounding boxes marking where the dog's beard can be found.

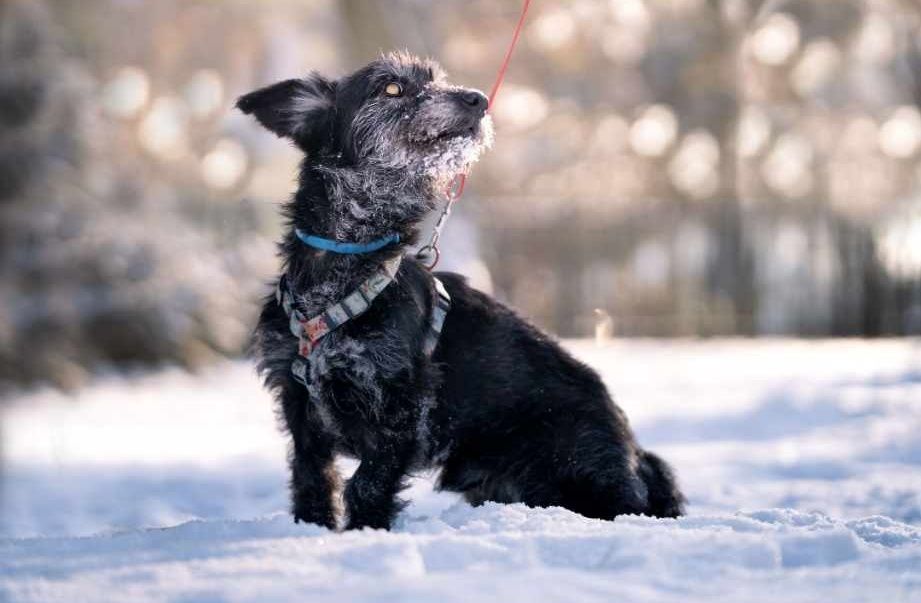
[354,109,494,196]
[353,95,494,182]
[409,115,494,186]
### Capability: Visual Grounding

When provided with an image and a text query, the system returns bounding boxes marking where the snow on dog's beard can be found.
[417,115,494,186]
[351,93,494,190]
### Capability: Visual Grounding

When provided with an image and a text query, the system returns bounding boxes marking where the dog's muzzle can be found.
[451,90,488,135]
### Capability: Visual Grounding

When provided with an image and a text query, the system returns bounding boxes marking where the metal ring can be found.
[447,174,466,199]
[416,245,440,270]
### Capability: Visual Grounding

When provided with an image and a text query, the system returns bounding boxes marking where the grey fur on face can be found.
[346,53,493,190]
[323,57,492,247]
[350,84,494,186]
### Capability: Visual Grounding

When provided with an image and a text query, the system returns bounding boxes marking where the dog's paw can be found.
[342,490,406,531]
[343,513,391,531]
[292,504,337,530]
[293,514,337,530]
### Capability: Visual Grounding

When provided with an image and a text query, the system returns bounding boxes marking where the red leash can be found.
[488,0,533,109]
[420,0,531,268]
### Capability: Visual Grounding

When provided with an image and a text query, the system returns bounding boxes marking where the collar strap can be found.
[277,255,403,377]
[295,228,401,254]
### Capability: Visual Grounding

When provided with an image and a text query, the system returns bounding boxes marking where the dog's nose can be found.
[459,90,488,113]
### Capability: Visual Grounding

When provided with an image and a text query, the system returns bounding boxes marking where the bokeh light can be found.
[750,13,800,67]
[100,66,150,118]
[138,96,189,160]
[201,138,248,190]
[879,106,921,159]
[630,104,678,157]
[668,130,721,199]
[491,85,549,131]
[185,69,225,119]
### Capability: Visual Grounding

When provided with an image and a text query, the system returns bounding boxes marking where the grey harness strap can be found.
[424,277,451,357]
[276,257,451,387]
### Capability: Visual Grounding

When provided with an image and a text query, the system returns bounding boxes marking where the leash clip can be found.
[417,174,464,271]
[413,0,531,272]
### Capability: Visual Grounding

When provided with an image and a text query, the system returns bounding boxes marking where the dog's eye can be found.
[384,82,403,97]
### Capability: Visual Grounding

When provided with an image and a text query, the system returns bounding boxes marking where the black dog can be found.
[240,52,684,530]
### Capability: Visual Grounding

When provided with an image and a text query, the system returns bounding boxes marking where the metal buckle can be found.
[416,245,440,269]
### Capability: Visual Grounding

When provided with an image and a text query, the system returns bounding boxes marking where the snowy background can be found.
[3,339,920,602]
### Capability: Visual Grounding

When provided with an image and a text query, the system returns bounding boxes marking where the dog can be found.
[239,52,685,531]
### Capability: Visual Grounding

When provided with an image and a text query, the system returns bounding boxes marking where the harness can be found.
[276,233,451,387]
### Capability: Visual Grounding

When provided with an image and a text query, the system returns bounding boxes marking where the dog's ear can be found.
[236,73,335,148]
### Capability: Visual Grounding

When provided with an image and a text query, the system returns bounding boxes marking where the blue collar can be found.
[295,228,401,254]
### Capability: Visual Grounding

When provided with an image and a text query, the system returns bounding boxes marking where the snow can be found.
[2,339,921,602]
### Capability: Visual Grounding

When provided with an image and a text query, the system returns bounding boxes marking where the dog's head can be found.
[237,52,493,185]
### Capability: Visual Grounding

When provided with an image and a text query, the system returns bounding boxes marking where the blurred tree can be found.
[3,0,921,391]
[0,0,272,391]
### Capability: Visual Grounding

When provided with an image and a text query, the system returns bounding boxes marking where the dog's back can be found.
[431,271,686,519]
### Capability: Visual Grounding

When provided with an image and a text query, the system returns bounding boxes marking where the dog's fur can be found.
[240,52,685,530]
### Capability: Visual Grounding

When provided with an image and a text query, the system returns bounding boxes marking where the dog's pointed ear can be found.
[236,73,335,147]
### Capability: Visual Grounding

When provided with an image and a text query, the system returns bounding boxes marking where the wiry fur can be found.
[240,52,685,531]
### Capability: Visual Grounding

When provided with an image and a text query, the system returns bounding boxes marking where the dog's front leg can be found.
[344,439,414,530]
[280,384,340,529]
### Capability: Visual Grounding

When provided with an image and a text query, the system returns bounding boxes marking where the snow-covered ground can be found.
[2,339,921,602]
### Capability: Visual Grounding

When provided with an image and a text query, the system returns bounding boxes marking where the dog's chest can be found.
[258,261,440,457]
[302,333,415,444]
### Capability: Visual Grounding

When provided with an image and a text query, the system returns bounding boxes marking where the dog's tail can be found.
[638,450,686,518]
